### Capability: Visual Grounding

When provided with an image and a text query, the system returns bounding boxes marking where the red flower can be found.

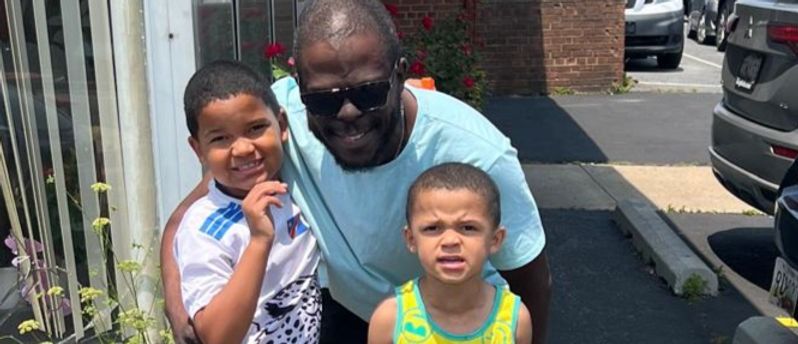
[416,50,428,61]
[287,56,295,67]
[461,44,471,56]
[409,61,426,75]
[422,15,433,31]
[397,31,405,40]
[264,42,285,59]
[463,76,476,89]
[384,3,399,17]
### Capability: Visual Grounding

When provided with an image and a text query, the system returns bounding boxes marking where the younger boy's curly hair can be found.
[406,162,501,228]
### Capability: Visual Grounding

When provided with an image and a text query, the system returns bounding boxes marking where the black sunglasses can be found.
[300,65,397,117]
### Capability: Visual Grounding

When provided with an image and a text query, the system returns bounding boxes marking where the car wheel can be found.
[687,14,698,39]
[697,10,716,45]
[716,1,730,51]
[657,51,682,69]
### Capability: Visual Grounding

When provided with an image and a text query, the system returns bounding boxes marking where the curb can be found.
[733,316,798,344]
[612,199,718,296]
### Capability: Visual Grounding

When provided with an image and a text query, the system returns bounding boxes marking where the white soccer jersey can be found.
[175,180,320,343]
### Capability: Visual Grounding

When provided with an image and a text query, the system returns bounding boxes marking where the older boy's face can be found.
[404,188,505,285]
[189,94,287,198]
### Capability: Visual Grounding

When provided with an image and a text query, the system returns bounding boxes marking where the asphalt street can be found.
[545,210,758,344]
[485,93,720,165]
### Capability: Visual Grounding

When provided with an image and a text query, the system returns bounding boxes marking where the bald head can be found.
[294,0,401,76]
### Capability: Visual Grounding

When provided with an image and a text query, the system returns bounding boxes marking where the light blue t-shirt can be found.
[272,77,545,320]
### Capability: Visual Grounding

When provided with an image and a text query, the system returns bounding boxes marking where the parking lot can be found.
[485,17,791,342]
[626,23,725,94]
[626,20,789,320]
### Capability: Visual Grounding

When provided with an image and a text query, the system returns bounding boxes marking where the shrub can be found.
[399,9,487,110]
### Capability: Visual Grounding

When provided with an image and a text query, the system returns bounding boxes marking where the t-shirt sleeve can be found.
[487,148,546,271]
[174,222,238,319]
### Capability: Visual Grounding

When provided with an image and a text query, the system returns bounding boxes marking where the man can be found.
[161,1,551,343]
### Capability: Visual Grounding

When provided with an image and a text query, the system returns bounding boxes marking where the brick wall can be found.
[384,0,624,95]
[539,0,625,92]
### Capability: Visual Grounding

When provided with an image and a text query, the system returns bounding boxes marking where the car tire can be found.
[687,19,698,39]
[657,51,682,69]
[687,10,698,39]
[716,1,731,51]
[697,10,716,45]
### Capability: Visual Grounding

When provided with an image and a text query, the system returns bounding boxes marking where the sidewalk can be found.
[525,163,758,214]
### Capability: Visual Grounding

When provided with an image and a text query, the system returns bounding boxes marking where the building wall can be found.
[385,0,625,95]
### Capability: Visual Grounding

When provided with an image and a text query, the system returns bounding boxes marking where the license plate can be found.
[769,257,798,317]
[625,22,636,35]
[735,53,763,91]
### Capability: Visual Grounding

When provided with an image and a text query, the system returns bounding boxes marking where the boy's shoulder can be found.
[176,193,244,243]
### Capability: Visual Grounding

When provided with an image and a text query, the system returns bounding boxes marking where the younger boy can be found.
[368,162,532,344]
[174,60,320,344]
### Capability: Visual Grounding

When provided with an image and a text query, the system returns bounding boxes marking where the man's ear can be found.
[188,136,204,165]
[397,57,408,81]
[489,226,507,255]
[403,226,417,253]
[277,107,289,143]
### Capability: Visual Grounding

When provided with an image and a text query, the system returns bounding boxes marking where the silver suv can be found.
[710,0,798,214]
[625,0,685,69]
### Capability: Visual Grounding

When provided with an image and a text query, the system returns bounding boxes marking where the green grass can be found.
[550,86,575,96]
[609,73,636,95]
[681,274,709,302]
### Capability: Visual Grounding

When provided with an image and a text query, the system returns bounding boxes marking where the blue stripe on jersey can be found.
[213,209,245,240]
[199,203,236,234]
[205,204,242,237]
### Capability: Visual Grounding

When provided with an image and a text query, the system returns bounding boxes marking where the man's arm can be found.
[160,174,211,344]
[499,250,551,344]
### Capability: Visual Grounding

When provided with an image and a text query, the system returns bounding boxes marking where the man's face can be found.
[298,32,403,170]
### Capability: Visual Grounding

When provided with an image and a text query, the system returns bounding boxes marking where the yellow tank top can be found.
[394,279,520,344]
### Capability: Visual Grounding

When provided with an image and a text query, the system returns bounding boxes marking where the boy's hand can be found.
[242,181,287,242]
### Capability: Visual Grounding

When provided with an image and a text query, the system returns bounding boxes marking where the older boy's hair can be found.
[294,0,400,80]
[183,60,280,138]
[406,163,501,227]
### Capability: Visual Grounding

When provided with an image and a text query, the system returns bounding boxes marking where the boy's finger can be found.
[251,181,288,197]
[249,194,284,213]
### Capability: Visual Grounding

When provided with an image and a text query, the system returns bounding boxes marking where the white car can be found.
[625,0,685,69]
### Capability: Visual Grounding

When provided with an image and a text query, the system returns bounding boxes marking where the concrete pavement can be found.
[525,163,759,214]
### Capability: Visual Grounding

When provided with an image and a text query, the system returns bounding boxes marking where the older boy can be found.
[174,60,320,344]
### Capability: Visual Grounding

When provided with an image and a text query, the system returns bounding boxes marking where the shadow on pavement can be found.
[484,96,609,164]
[624,57,685,73]
[709,227,778,290]
[545,210,758,344]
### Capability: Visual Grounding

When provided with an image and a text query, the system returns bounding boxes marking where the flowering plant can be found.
[399,9,487,110]
[1,182,173,344]
[263,41,295,81]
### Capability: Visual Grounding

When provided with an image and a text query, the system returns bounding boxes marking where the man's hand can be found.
[242,181,287,241]
[171,317,199,344]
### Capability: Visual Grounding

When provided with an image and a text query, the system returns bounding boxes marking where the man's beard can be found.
[311,107,402,172]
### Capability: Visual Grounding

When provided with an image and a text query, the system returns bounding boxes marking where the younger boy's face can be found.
[404,188,505,285]
[189,94,287,198]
